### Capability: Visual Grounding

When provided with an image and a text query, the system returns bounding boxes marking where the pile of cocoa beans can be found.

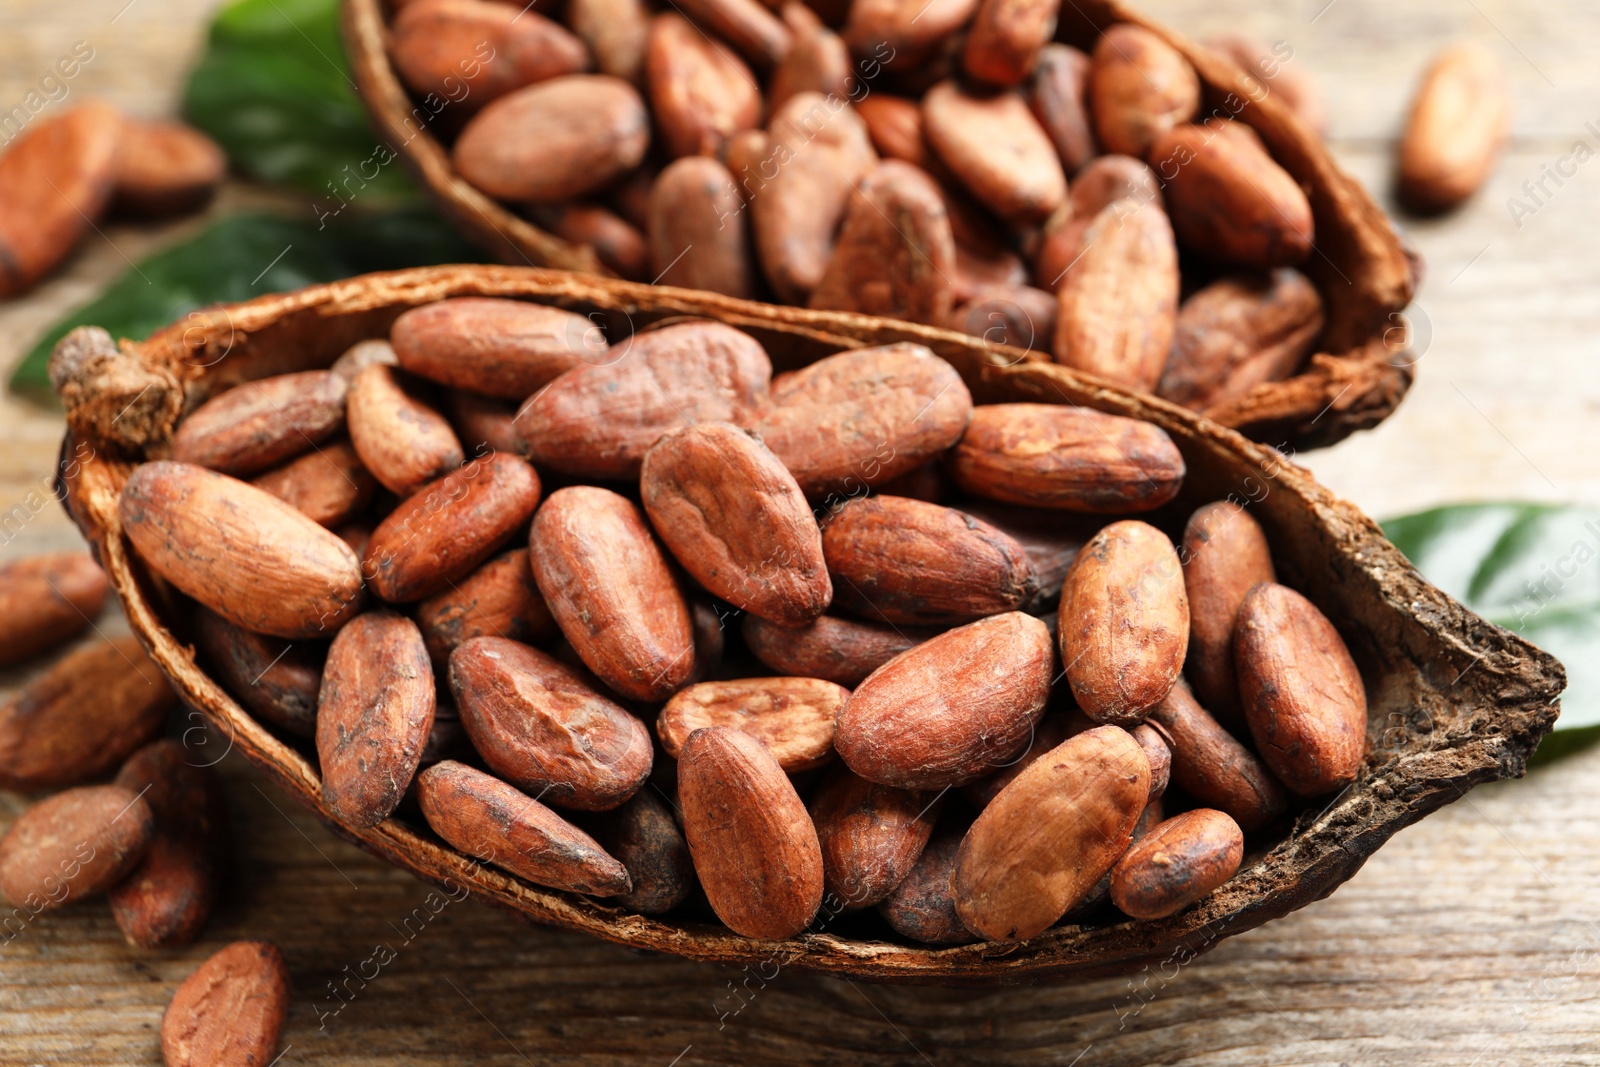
[0,102,224,297]
[97,300,1367,945]
[389,0,1340,413]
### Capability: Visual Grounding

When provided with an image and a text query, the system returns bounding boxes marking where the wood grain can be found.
[3,0,1600,1062]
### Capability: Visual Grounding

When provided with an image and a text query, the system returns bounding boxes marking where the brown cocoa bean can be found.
[1147,679,1286,831]
[946,189,1030,303]
[1235,582,1367,796]
[677,725,824,939]
[529,486,695,701]
[642,422,830,625]
[753,343,972,501]
[769,2,853,110]
[1029,44,1096,173]
[672,0,792,69]
[1131,722,1170,801]
[948,402,1185,514]
[447,390,525,457]
[0,101,119,298]
[646,13,762,158]
[0,551,108,666]
[954,501,1092,610]
[108,740,226,949]
[516,320,770,480]
[952,724,1148,940]
[109,118,224,217]
[537,202,650,280]
[450,636,653,810]
[1399,41,1511,213]
[876,827,976,945]
[1181,500,1276,724]
[960,709,1092,809]
[823,495,1037,625]
[741,614,934,687]
[923,80,1066,223]
[1052,198,1179,390]
[1207,34,1326,136]
[1110,807,1243,919]
[250,437,376,529]
[855,94,928,167]
[317,611,436,828]
[122,462,366,639]
[390,0,590,109]
[1089,24,1199,157]
[347,364,465,496]
[810,765,939,909]
[586,787,694,913]
[843,0,979,72]
[0,784,153,911]
[567,0,650,83]
[192,607,323,738]
[1059,520,1189,725]
[944,284,1057,354]
[1158,270,1324,411]
[648,156,759,298]
[454,74,650,201]
[160,941,290,1067]
[391,297,604,400]
[416,549,558,666]
[330,338,397,381]
[1032,154,1160,290]
[836,612,1052,789]
[658,677,847,772]
[962,0,1061,88]
[170,371,348,477]
[808,160,955,324]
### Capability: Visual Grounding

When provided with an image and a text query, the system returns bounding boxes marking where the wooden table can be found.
[4,0,1599,1063]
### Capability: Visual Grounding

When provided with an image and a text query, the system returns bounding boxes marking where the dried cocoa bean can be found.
[1158,270,1324,411]
[0,101,119,298]
[416,548,558,666]
[646,13,762,158]
[1180,500,1276,724]
[922,80,1066,223]
[0,784,153,911]
[1109,807,1243,919]
[160,941,290,1067]
[809,765,939,908]
[0,551,108,666]
[585,787,694,914]
[769,3,853,110]
[390,297,604,399]
[962,0,1061,88]
[658,677,847,772]
[877,826,976,945]
[741,614,934,687]
[169,370,348,477]
[250,437,376,529]
[1089,24,1199,157]
[109,118,224,217]
[1398,41,1511,213]
[1029,44,1096,173]
[1147,679,1286,831]
[567,0,650,83]
[390,0,591,109]
[347,364,465,496]
[648,156,759,298]
[192,607,323,738]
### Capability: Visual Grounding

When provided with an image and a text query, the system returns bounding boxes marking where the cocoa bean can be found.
[170,371,348,477]
[390,297,604,399]
[0,785,153,911]
[1180,500,1276,724]
[658,677,847,772]
[160,942,290,1067]
[416,548,558,666]
[0,551,108,666]
[347,364,464,496]
[1110,807,1243,919]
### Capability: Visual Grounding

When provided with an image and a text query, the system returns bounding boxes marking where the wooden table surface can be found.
[4,0,1600,1063]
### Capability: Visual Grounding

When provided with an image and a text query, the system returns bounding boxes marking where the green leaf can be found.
[182,0,413,199]
[1383,502,1596,753]
[9,207,482,399]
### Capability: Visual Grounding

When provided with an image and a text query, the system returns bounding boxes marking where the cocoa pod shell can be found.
[0,784,153,911]
[658,676,847,772]
[160,941,290,1067]
[0,551,108,666]
[170,370,348,477]
[390,296,605,399]
[1110,807,1244,920]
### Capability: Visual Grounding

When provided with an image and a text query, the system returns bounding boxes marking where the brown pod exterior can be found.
[1181,500,1276,723]
[449,637,653,811]
[823,495,1037,626]
[586,788,695,914]
[1131,722,1171,801]
[671,0,792,69]
[808,160,955,325]
[1207,34,1327,136]
[646,13,762,159]
[251,437,376,529]
[192,607,322,738]
[390,297,603,400]
[363,452,542,603]
[836,612,1052,790]
[843,0,981,72]
[676,726,824,939]
[1059,520,1189,726]
[1151,121,1314,268]
[515,320,771,480]
[1236,582,1368,797]
[454,74,650,201]
[742,614,933,688]
[648,156,759,299]
[1033,154,1160,290]
[0,785,153,911]
[539,202,650,281]
[568,0,650,82]
[769,2,853,110]
[316,611,436,828]
[530,486,695,701]
[417,760,631,894]
[108,740,227,949]
[948,403,1184,514]
[170,370,348,477]
[160,941,290,1067]
[448,390,525,457]
[641,422,830,625]
[1398,41,1511,213]
[877,828,977,945]
[0,101,120,298]
[855,95,928,166]
[1088,24,1199,158]
[0,551,108,665]
[809,765,939,909]
[389,0,590,109]
[944,284,1058,354]
[658,677,847,772]
[962,0,1061,88]
[952,725,1149,940]
[416,549,558,667]
[922,81,1066,224]
[1158,270,1325,412]
[1147,680,1287,832]
[330,338,396,381]
[753,94,878,305]
[1029,44,1096,173]
[961,710,1092,809]
[110,118,225,217]
[753,343,972,501]
[1052,199,1179,391]
[0,635,174,791]
[1110,808,1244,920]
[347,364,464,496]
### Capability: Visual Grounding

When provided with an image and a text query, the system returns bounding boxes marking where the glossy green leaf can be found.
[182,0,413,199]
[8,207,482,400]
[1383,502,1596,753]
